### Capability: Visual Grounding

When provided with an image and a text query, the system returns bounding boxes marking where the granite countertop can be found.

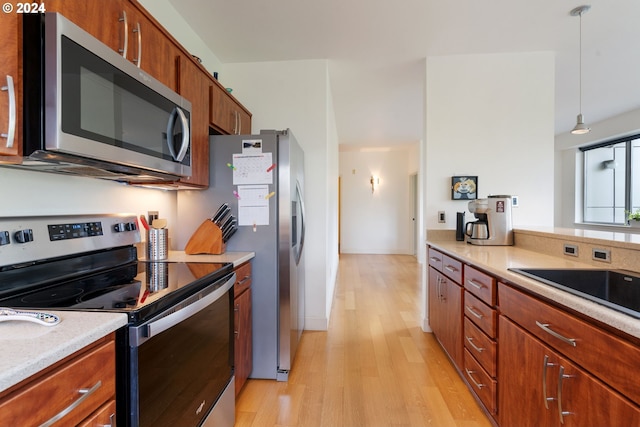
[426,238,640,340]
[0,311,128,393]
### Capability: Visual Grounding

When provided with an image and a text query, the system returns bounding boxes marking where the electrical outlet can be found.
[438,211,446,223]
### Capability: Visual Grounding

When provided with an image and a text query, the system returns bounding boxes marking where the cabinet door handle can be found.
[132,22,142,68]
[536,321,577,347]
[465,336,484,353]
[465,368,485,389]
[39,381,102,427]
[234,303,240,338]
[465,305,484,319]
[467,279,485,290]
[557,365,573,424]
[118,10,128,58]
[1,75,16,149]
[542,355,557,409]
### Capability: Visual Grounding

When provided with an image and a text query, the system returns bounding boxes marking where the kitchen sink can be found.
[509,268,640,319]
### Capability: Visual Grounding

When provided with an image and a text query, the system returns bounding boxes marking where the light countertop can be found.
[426,238,640,340]
[0,311,128,393]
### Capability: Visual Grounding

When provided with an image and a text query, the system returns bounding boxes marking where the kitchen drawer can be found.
[234,261,252,298]
[427,247,443,272]
[78,399,116,427]
[464,291,497,338]
[499,282,640,407]
[464,264,496,306]
[0,338,115,427]
[441,253,462,284]
[464,317,497,378]
[464,349,497,415]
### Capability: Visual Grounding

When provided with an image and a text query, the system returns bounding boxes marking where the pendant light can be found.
[570,5,591,135]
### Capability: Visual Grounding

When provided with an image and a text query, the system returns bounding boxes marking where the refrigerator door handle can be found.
[295,179,306,265]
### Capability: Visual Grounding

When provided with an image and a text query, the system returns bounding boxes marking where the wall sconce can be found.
[370,176,380,193]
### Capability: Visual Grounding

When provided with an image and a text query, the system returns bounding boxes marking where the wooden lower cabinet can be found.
[234,261,253,395]
[499,316,640,427]
[428,266,463,369]
[0,334,116,426]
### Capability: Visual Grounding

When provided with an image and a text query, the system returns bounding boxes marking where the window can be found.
[582,135,640,225]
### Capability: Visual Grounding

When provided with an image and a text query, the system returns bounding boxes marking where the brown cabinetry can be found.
[210,85,252,135]
[428,247,463,369]
[499,283,640,427]
[177,56,211,187]
[0,334,116,426]
[0,12,21,160]
[462,265,498,416]
[234,261,253,395]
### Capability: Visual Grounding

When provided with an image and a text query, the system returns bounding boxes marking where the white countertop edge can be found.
[141,251,255,267]
[0,311,128,393]
[427,240,640,340]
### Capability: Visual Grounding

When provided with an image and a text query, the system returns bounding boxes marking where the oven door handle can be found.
[130,273,235,347]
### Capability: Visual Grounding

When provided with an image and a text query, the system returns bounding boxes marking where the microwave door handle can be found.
[166,107,190,162]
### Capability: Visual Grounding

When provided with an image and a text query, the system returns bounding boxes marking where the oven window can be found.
[136,290,233,426]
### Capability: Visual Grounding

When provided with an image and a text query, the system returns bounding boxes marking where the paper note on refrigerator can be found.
[232,153,273,185]
[237,185,270,226]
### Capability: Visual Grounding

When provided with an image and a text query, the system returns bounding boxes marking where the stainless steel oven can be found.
[0,214,235,427]
[120,265,235,426]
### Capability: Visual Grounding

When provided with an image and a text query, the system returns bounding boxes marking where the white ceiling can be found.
[169,0,640,146]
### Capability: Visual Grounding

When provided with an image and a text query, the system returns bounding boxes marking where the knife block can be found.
[184,220,226,255]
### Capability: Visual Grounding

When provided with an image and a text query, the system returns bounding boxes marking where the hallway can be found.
[235,254,492,427]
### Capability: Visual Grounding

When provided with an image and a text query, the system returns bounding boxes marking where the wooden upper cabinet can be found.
[210,84,252,135]
[178,56,210,188]
[0,13,21,159]
[47,0,179,91]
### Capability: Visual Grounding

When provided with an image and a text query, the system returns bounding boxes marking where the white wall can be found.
[222,59,340,331]
[425,52,555,230]
[555,108,640,229]
[0,168,177,237]
[138,0,222,78]
[339,146,418,254]
[422,51,556,331]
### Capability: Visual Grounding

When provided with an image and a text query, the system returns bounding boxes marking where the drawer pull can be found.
[429,256,441,263]
[237,275,251,285]
[39,381,102,427]
[536,321,577,347]
[444,265,458,273]
[542,355,557,409]
[557,366,573,423]
[465,368,485,389]
[465,336,484,353]
[465,305,484,319]
[467,279,485,290]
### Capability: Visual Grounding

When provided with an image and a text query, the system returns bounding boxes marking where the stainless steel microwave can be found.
[20,13,191,182]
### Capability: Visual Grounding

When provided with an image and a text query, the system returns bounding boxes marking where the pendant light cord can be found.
[579,10,583,114]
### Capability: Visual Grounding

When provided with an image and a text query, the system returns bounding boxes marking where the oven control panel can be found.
[0,214,140,268]
[48,221,104,241]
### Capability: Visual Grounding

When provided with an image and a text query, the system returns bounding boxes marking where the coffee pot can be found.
[465,196,514,246]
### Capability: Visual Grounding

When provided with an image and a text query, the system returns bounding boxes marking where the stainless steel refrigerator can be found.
[176,129,306,381]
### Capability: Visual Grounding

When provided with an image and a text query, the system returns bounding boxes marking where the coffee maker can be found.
[465,195,514,246]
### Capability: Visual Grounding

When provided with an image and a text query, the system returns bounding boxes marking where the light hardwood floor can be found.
[235,254,493,427]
